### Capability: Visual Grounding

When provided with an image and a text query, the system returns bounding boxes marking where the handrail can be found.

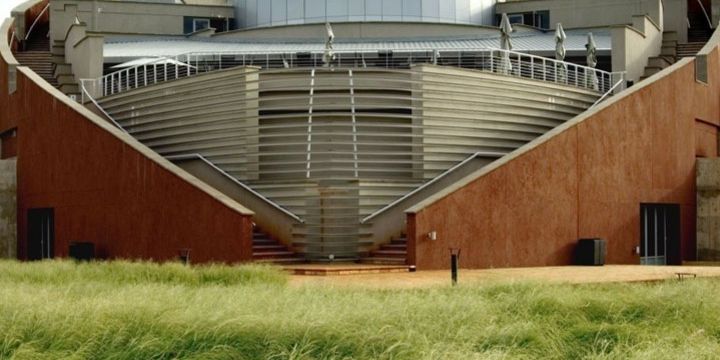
[97,47,621,97]
[696,0,714,29]
[79,79,128,133]
[24,2,50,41]
[9,30,17,47]
[361,151,505,224]
[165,153,305,224]
[591,77,626,108]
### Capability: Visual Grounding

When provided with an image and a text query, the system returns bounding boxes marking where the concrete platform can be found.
[283,263,411,276]
[290,265,720,288]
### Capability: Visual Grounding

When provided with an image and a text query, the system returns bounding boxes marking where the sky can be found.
[1,1,25,20]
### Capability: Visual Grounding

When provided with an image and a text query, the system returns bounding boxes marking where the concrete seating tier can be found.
[97,65,600,260]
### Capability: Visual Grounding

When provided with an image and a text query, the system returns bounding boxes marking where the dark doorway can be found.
[27,208,54,261]
[640,204,681,265]
[688,0,713,30]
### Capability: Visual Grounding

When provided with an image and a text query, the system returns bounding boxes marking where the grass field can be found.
[0,261,719,359]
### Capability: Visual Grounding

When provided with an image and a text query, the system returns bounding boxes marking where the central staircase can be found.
[252,226,305,264]
[12,29,58,88]
[361,235,408,265]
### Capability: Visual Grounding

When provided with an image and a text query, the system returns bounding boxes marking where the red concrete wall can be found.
[1,34,254,263]
[408,49,720,270]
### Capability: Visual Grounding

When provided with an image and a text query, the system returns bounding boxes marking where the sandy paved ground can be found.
[289,265,720,289]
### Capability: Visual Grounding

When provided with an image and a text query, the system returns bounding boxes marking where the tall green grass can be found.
[0,260,719,359]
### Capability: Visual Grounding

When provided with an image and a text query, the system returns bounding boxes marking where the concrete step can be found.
[380,244,407,251]
[253,251,298,259]
[371,250,407,258]
[255,257,306,264]
[359,257,407,265]
[253,245,288,251]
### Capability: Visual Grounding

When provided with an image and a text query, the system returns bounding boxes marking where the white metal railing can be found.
[696,0,714,30]
[592,77,626,108]
[79,78,127,133]
[98,48,625,98]
[24,2,50,41]
[164,154,305,224]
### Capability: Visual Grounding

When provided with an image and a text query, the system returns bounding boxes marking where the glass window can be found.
[348,0,365,21]
[305,0,326,21]
[383,0,402,15]
[508,13,524,25]
[421,0,440,21]
[364,0,382,20]
[455,0,470,23]
[327,0,349,21]
[257,0,272,26]
[438,0,456,22]
[271,0,287,24]
[245,0,257,27]
[403,0,422,20]
[287,0,304,22]
[193,18,210,32]
[365,0,382,15]
[535,10,550,29]
[234,0,246,28]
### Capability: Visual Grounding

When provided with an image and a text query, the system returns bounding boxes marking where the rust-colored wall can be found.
[408,50,720,270]
[1,45,254,264]
[695,121,719,158]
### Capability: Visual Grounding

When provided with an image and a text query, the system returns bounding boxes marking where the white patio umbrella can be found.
[586,32,599,90]
[499,13,513,75]
[555,23,568,83]
[322,22,336,67]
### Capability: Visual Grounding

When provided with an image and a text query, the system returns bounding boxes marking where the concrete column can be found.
[697,158,720,260]
[0,159,17,259]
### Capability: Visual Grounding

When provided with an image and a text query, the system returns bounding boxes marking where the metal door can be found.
[27,208,54,260]
[640,204,680,265]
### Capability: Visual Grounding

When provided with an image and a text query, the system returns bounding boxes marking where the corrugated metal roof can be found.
[104,31,611,62]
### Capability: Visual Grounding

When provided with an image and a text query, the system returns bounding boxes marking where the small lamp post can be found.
[449,248,461,286]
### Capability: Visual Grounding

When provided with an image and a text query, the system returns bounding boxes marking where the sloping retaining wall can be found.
[406,31,720,270]
[1,14,255,263]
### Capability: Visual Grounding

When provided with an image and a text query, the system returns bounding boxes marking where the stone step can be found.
[380,244,407,250]
[252,250,297,259]
[253,245,288,251]
[371,249,407,258]
[359,257,407,265]
[255,257,306,264]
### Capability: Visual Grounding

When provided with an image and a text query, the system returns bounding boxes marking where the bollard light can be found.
[449,248,461,286]
[179,248,191,265]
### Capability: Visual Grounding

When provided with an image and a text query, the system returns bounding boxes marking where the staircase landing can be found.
[283,263,412,276]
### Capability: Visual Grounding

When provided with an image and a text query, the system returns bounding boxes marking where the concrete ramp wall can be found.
[0,159,16,259]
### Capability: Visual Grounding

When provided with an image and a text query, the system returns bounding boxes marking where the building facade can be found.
[1,0,719,269]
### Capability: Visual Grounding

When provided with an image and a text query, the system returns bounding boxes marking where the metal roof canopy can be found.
[103,31,612,63]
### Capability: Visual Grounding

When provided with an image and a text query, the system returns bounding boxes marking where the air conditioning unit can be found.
[575,238,607,266]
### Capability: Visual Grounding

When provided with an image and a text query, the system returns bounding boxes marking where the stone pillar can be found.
[0,159,17,259]
[697,158,720,260]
